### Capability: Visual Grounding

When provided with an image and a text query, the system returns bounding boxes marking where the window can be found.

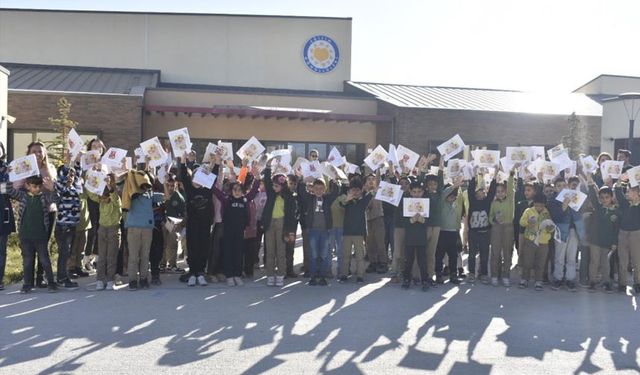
[9,130,99,161]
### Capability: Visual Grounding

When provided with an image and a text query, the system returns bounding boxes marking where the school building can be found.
[0,8,603,163]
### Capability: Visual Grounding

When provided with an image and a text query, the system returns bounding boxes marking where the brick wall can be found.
[8,91,143,154]
[378,101,602,156]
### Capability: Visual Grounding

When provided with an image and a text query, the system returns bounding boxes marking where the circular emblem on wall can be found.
[303,35,340,73]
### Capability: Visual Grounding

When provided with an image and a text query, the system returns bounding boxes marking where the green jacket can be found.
[88,191,123,227]
[489,174,515,225]
[588,184,619,248]
[419,170,444,227]
[439,185,464,232]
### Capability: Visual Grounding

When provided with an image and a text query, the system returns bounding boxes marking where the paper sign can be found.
[600,160,624,180]
[506,147,532,163]
[447,159,466,177]
[547,144,566,161]
[564,160,577,177]
[579,155,598,174]
[202,142,218,164]
[530,146,545,161]
[403,198,430,218]
[9,154,39,182]
[81,150,102,171]
[388,144,399,166]
[556,189,588,212]
[111,157,132,177]
[437,134,465,161]
[269,148,292,168]
[550,152,573,172]
[535,219,559,246]
[375,181,403,207]
[101,147,127,169]
[168,127,192,156]
[364,145,388,171]
[164,216,184,232]
[396,145,420,171]
[528,159,561,182]
[327,147,345,167]
[345,162,359,175]
[293,157,309,172]
[84,168,108,195]
[500,157,516,172]
[472,150,500,168]
[192,168,217,189]
[236,136,265,161]
[217,141,234,161]
[301,160,323,179]
[140,137,168,168]
[67,128,84,159]
[627,166,640,187]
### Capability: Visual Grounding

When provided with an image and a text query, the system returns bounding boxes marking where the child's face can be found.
[524,185,535,200]
[410,187,424,198]
[599,192,613,207]
[496,185,506,200]
[350,187,362,198]
[426,180,438,193]
[231,184,243,199]
[366,176,377,190]
[26,182,42,195]
[313,183,326,197]
[543,185,555,198]
[399,179,410,192]
[568,181,579,190]
[273,182,282,193]
[66,169,76,185]
[626,187,640,202]
[534,202,545,213]
[555,181,566,192]
[287,179,297,191]
[166,181,176,195]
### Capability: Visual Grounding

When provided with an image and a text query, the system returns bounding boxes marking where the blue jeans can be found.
[309,228,330,278]
[0,234,8,283]
[329,227,343,276]
[55,227,76,282]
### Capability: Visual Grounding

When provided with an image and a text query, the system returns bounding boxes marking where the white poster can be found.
[472,150,500,168]
[67,128,84,159]
[437,134,465,161]
[627,166,640,187]
[363,145,388,171]
[167,127,192,155]
[192,168,217,189]
[327,147,345,167]
[600,160,624,180]
[396,145,420,170]
[8,154,39,182]
[579,155,598,174]
[101,147,127,169]
[84,168,108,195]
[236,136,265,161]
[555,188,588,212]
[505,147,532,163]
[403,198,430,218]
[301,160,323,179]
[80,150,102,171]
[140,137,169,168]
[375,181,403,207]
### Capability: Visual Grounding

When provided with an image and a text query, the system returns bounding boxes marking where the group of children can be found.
[0,137,639,297]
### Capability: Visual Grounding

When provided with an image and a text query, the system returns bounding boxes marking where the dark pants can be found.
[33,212,56,285]
[0,234,8,283]
[86,200,100,256]
[404,245,427,282]
[244,237,259,277]
[207,223,224,275]
[286,240,295,275]
[187,218,212,275]
[149,226,164,278]
[223,230,244,278]
[117,221,127,276]
[384,215,395,257]
[469,230,490,276]
[436,230,460,277]
[22,238,54,287]
[55,227,76,282]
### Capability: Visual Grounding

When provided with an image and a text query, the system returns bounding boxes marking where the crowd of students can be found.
[0,137,638,297]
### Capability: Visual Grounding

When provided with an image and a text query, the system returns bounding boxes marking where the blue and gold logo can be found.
[303,35,339,73]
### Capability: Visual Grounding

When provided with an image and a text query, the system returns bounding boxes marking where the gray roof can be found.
[2,63,160,94]
[346,81,602,117]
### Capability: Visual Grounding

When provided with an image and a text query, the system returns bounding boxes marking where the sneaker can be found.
[502,278,511,288]
[567,281,577,292]
[140,278,149,289]
[435,276,444,284]
[534,282,543,291]
[319,278,328,286]
[159,266,166,274]
[390,276,400,284]
[491,277,499,287]
[376,264,388,274]
[338,276,348,283]
[68,270,79,279]
[286,272,299,279]
[197,275,208,286]
[421,282,430,292]
[275,276,284,287]
[106,281,115,291]
[62,279,79,289]
[603,282,613,294]
[227,278,236,287]
[48,283,58,293]
[634,284,640,294]
[234,277,244,286]
[356,277,365,284]
[82,255,93,271]
[309,278,318,286]
[20,285,32,294]
[187,275,196,287]
[449,277,461,285]
[95,280,106,290]
[618,285,627,294]
[151,276,162,286]
[518,280,528,289]
[588,282,597,293]
[467,274,476,284]
[170,266,185,274]
[0,283,4,291]
[551,280,562,291]
[267,276,276,286]
[480,275,490,285]
[401,279,410,289]
[36,280,48,289]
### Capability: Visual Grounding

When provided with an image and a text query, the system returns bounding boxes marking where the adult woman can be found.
[83,138,107,271]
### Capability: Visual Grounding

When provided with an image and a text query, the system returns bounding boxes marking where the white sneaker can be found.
[95,280,105,290]
[187,275,196,287]
[267,276,275,286]
[275,276,284,287]
[197,275,208,286]
[227,278,236,286]
[234,277,244,286]
[106,281,115,290]
[502,278,511,287]
[491,277,499,287]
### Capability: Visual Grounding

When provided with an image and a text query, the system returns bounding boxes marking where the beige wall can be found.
[0,9,351,92]
[144,113,378,149]
[0,66,7,148]
[145,89,378,115]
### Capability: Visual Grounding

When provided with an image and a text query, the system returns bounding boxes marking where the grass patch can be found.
[3,234,59,286]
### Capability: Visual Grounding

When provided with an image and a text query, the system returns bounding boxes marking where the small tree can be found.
[561,112,589,159]
[46,97,78,167]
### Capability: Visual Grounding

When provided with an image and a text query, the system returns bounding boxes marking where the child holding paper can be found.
[519,194,553,291]
[53,165,81,289]
[212,158,260,286]
[161,174,186,273]
[365,174,388,274]
[614,181,640,294]
[467,169,498,283]
[402,181,429,291]
[489,169,515,287]
[339,178,374,283]
[435,178,464,284]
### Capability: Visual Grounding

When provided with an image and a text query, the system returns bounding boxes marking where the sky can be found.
[0,0,638,93]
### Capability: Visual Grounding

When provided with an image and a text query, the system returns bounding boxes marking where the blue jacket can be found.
[548,195,586,242]
[124,190,164,229]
